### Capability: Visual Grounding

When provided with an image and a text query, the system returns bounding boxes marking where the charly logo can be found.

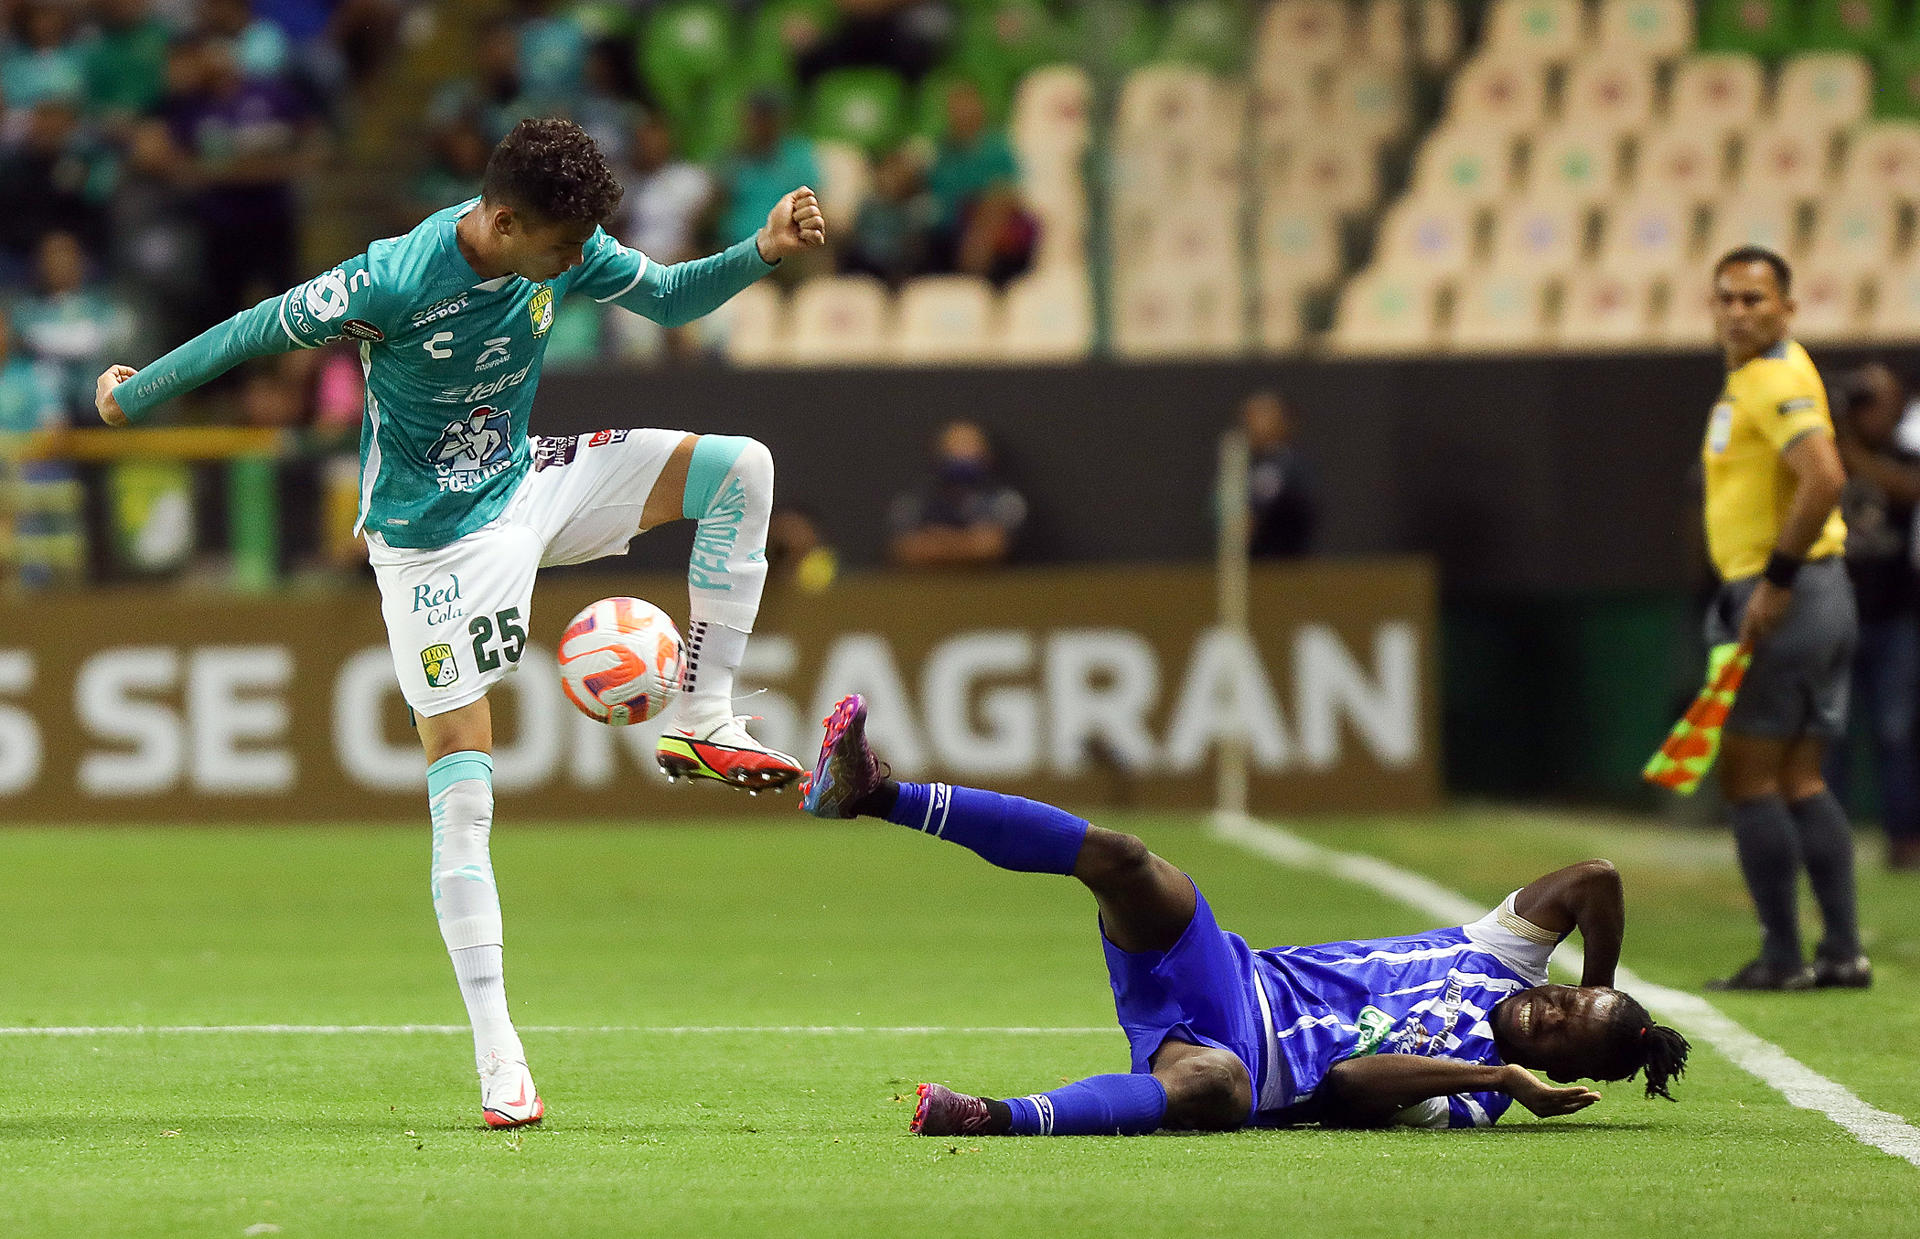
[420,644,459,688]
[529,286,554,337]
[427,406,515,493]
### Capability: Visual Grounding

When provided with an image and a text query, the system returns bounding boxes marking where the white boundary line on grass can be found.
[1210,811,1920,1170]
[0,1024,1118,1038]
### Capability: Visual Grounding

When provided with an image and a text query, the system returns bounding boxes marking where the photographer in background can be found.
[1832,362,1920,871]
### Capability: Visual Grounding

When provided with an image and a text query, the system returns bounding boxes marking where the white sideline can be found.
[1210,811,1920,1170]
[0,1024,1118,1038]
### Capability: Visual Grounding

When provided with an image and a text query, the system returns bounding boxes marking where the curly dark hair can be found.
[1592,991,1692,1101]
[482,117,623,226]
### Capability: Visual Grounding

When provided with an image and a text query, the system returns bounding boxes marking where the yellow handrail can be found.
[16,427,292,462]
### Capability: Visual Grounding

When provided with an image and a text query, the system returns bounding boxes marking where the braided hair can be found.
[1595,991,1691,1101]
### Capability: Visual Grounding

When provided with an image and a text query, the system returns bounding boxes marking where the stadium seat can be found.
[1773,53,1872,133]
[1595,0,1694,60]
[1480,0,1586,64]
[1024,172,1089,270]
[1595,192,1699,276]
[1634,126,1732,205]
[1159,0,1247,74]
[1877,45,1920,121]
[1415,0,1462,70]
[1805,0,1892,53]
[1255,203,1343,292]
[1790,268,1865,342]
[1668,54,1766,138]
[1487,199,1589,274]
[1864,269,1920,339]
[1561,56,1658,139]
[1117,64,1220,147]
[1734,124,1835,203]
[1412,125,1516,205]
[1445,54,1550,136]
[1699,0,1798,59]
[1255,283,1307,353]
[1840,120,1920,199]
[742,0,832,88]
[808,68,908,151]
[1064,0,1162,77]
[952,0,1062,99]
[1805,193,1901,276]
[1356,0,1413,65]
[997,270,1094,360]
[1327,268,1444,354]
[784,275,892,365]
[1254,0,1351,79]
[1661,269,1717,346]
[1254,73,1321,165]
[1526,126,1625,207]
[812,140,871,228]
[893,276,999,363]
[1279,132,1384,215]
[1557,270,1660,348]
[1113,262,1247,359]
[1147,200,1242,272]
[1011,65,1093,167]
[1326,62,1412,144]
[639,1,739,123]
[1373,197,1481,276]
[1450,271,1555,352]
[713,280,787,366]
[1703,196,1802,260]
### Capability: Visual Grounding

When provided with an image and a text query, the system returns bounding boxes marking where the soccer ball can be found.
[557,597,683,725]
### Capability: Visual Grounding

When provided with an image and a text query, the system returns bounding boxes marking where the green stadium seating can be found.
[1876,45,1920,119]
[952,0,1065,97]
[808,68,908,151]
[638,1,738,123]
[1804,0,1891,52]
[1064,0,1163,76]
[1158,0,1249,74]
[743,0,835,91]
[1699,0,1800,59]
[912,68,1012,141]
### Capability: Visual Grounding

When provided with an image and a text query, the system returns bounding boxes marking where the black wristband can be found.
[1763,551,1804,589]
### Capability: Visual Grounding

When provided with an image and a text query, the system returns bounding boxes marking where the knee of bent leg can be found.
[1158,1048,1252,1131]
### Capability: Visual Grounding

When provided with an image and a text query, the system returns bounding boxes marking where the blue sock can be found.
[886,782,1088,875]
[1004,1074,1168,1136]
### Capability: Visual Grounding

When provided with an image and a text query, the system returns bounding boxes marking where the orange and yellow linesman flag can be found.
[1642,642,1754,795]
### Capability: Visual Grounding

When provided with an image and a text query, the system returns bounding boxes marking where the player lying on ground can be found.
[801,696,1691,1135]
[93,118,825,1127]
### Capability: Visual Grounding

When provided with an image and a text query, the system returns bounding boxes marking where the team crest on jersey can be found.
[529,286,554,337]
[1708,401,1733,453]
[421,644,459,688]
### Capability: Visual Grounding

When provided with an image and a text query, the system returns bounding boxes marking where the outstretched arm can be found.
[1319,1056,1599,1128]
[95,294,302,426]
[1511,859,1624,988]
[592,188,826,328]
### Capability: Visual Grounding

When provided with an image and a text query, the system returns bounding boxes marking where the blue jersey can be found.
[1250,893,1564,1128]
[116,199,775,549]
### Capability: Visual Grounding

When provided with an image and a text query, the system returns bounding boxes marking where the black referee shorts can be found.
[1705,557,1858,742]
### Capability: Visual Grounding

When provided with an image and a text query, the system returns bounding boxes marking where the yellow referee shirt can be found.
[1702,339,1847,581]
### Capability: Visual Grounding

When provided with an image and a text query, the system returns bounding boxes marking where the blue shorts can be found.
[1101,882,1272,1119]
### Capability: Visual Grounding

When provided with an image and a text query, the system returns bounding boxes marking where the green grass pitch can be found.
[1,809,1915,1237]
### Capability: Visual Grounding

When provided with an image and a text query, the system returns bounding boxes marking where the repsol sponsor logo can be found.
[432,361,534,404]
[411,295,470,328]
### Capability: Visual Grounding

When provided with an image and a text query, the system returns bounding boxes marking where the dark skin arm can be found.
[1319,1056,1600,1128]
[1739,431,1846,646]
[1511,858,1624,988]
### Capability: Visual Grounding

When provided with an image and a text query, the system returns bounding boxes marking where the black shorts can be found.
[1705,557,1858,741]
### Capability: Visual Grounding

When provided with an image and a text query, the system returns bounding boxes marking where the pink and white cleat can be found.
[479,1051,545,1129]
[911,1083,995,1137]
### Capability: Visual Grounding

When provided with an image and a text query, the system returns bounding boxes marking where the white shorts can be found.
[369,427,689,716]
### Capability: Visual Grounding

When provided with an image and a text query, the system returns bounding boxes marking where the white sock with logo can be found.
[678,436,771,734]
[427,751,525,1067]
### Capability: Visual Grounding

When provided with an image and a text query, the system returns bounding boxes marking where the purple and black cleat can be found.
[911,1083,995,1137]
[799,693,885,819]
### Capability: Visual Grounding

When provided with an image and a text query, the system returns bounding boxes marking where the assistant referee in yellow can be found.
[1699,246,1869,991]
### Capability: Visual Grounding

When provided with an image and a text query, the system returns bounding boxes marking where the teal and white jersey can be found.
[117,198,775,549]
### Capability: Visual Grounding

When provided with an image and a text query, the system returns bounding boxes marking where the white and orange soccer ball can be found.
[557,597,683,725]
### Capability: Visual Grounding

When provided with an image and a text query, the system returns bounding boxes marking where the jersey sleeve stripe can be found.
[275,293,318,349]
[593,252,650,303]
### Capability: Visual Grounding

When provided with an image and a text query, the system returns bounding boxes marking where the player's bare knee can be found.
[1157,1049,1251,1131]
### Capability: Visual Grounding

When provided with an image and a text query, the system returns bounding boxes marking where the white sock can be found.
[679,619,750,732]
[427,750,525,1066]
[679,435,772,733]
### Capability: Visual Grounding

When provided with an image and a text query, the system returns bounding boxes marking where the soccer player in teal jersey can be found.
[92,119,825,1127]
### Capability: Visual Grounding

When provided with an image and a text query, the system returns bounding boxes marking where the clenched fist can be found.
[96,365,136,427]
[756,186,828,263]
